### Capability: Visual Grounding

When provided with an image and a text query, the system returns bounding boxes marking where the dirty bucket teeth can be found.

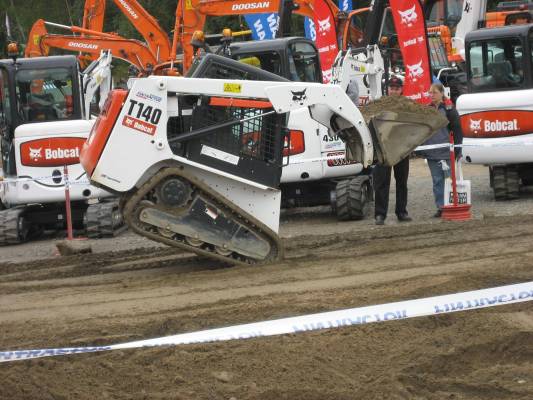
[369,111,449,166]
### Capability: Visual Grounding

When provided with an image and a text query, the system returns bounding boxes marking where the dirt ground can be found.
[1,159,533,399]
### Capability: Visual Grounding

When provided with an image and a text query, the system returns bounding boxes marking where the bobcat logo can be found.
[470,119,481,132]
[407,60,424,81]
[322,69,332,83]
[398,5,418,26]
[29,147,42,161]
[291,89,307,105]
[318,16,331,34]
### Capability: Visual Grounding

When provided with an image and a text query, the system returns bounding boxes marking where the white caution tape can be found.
[0,175,90,187]
[1,281,531,363]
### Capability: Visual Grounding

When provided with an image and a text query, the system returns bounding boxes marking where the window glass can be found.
[426,0,462,29]
[346,11,368,48]
[235,52,282,77]
[468,37,524,91]
[15,68,74,122]
[288,42,320,82]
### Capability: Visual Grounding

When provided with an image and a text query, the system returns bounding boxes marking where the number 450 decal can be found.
[127,100,162,125]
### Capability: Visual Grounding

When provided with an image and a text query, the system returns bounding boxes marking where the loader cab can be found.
[0,55,82,174]
[465,24,533,93]
[229,38,322,83]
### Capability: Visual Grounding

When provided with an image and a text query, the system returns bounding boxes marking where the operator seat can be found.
[487,60,519,88]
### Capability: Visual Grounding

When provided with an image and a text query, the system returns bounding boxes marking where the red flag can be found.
[313,0,339,83]
[389,0,432,104]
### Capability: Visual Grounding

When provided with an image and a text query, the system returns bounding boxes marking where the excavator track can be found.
[0,208,28,245]
[122,167,283,266]
[85,200,125,239]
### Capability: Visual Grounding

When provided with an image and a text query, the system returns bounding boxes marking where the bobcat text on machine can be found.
[81,55,445,265]
[0,49,121,244]
[457,23,533,200]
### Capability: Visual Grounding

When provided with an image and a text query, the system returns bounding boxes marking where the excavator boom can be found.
[83,0,171,63]
[35,34,157,72]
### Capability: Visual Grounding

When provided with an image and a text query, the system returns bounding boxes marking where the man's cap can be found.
[389,76,403,87]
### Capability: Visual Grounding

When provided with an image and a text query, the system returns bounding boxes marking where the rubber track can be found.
[86,200,124,239]
[335,176,370,221]
[506,167,520,200]
[493,166,520,201]
[123,167,283,266]
[493,166,507,201]
[0,208,24,245]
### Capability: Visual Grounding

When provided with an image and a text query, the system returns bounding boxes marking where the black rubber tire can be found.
[335,176,371,221]
[492,166,507,201]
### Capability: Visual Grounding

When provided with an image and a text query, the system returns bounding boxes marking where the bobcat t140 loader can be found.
[81,55,445,265]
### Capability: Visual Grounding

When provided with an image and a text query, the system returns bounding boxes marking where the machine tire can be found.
[85,200,124,239]
[335,176,371,221]
[492,166,507,201]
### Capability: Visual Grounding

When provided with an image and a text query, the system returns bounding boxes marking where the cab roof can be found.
[466,23,533,42]
[229,37,317,55]
[0,55,79,70]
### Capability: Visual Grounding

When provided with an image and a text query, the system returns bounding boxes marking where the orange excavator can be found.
[172,0,373,75]
[81,0,171,63]
[25,0,172,73]
[25,19,158,73]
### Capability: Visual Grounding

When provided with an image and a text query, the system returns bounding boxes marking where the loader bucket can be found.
[368,111,448,166]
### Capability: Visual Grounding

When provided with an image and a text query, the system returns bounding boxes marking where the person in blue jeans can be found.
[419,83,463,217]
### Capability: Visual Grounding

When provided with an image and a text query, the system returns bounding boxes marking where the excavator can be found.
[173,0,355,77]
[456,22,533,200]
[80,54,447,264]
[0,47,122,244]
[25,0,173,74]
[25,19,158,74]
[80,0,172,63]
[424,0,533,64]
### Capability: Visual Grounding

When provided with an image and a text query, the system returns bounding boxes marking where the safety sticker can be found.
[224,83,242,94]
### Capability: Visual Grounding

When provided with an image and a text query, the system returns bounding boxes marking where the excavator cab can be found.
[465,24,531,92]
[0,55,82,175]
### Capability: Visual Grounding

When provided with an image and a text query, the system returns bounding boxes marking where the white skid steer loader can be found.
[81,55,445,265]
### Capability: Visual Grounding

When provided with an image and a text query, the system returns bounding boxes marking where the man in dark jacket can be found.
[373,76,411,225]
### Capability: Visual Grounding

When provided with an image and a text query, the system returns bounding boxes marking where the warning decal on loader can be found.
[224,83,242,93]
